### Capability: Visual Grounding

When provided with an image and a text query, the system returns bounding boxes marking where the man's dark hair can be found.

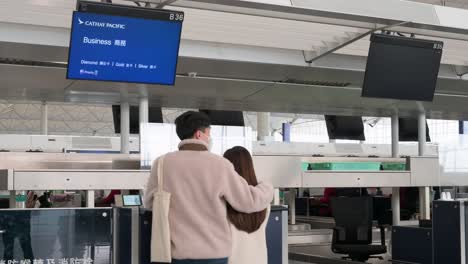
[175,111,211,140]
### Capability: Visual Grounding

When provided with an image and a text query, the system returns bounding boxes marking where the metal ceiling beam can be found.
[304,21,409,63]
[156,0,179,8]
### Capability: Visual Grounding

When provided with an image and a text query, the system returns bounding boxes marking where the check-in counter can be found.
[0,206,287,264]
[391,200,468,264]
[392,226,432,264]
[115,205,288,264]
[432,200,468,264]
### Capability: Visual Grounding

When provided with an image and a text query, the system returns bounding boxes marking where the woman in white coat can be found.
[224,147,270,264]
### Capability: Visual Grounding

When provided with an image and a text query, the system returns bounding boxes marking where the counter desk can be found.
[0,206,288,264]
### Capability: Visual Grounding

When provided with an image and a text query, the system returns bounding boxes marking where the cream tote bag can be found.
[151,155,172,263]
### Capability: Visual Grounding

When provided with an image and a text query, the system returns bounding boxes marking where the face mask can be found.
[200,131,213,151]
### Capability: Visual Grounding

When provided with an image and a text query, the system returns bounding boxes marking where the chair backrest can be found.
[335,188,367,197]
[331,196,373,245]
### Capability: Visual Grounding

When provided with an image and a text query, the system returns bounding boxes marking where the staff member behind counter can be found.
[144,111,273,264]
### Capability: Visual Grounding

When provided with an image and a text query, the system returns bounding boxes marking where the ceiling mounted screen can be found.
[362,33,443,102]
[67,1,183,85]
[399,118,431,142]
[112,106,163,134]
[199,110,245,127]
[325,115,365,141]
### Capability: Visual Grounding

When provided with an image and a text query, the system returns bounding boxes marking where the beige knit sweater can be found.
[143,139,273,260]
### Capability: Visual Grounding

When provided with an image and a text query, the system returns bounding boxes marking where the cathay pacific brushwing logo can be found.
[76,17,126,29]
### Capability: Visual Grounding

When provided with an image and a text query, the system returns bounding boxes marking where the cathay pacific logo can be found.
[77,17,126,29]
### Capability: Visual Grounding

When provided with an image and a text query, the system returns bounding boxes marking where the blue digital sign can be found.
[67,11,183,85]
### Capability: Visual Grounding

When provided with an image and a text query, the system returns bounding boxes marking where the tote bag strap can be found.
[157,155,165,192]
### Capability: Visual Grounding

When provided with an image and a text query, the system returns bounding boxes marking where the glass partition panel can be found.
[0,209,112,264]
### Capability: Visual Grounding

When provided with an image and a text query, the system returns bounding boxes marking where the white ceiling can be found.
[409,0,468,9]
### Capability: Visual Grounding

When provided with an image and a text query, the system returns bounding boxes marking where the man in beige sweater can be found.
[144,111,273,264]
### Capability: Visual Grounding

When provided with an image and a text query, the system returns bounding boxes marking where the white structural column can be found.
[138,96,149,199]
[138,87,149,195]
[391,113,400,226]
[121,101,130,154]
[273,189,280,205]
[40,101,48,135]
[139,96,149,125]
[86,97,99,207]
[289,189,296,225]
[418,112,431,220]
[86,190,95,208]
[418,112,427,157]
[392,114,399,159]
[257,112,287,221]
[139,95,149,191]
[257,112,271,141]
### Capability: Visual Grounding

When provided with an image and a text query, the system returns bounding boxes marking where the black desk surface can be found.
[271,205,288,212]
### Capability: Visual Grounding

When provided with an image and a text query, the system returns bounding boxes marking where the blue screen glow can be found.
[67,11,182,85]
[123,195,142,206]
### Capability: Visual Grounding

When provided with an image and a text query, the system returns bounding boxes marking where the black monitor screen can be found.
[362,34,443,102]
[325,115,365,141]
[399,118,431,142]
[112,105,163,134]
[199,110,245,127]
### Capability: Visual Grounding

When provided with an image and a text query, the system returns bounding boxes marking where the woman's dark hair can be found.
[175,111,211,140]
[224,146,267,233]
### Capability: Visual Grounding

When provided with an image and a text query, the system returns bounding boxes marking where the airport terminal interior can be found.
[2,0,468,263]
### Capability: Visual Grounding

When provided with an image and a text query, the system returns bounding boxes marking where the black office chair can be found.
[331,197,387,262]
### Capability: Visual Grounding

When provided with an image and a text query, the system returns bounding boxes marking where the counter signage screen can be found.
[67,10,183,85]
